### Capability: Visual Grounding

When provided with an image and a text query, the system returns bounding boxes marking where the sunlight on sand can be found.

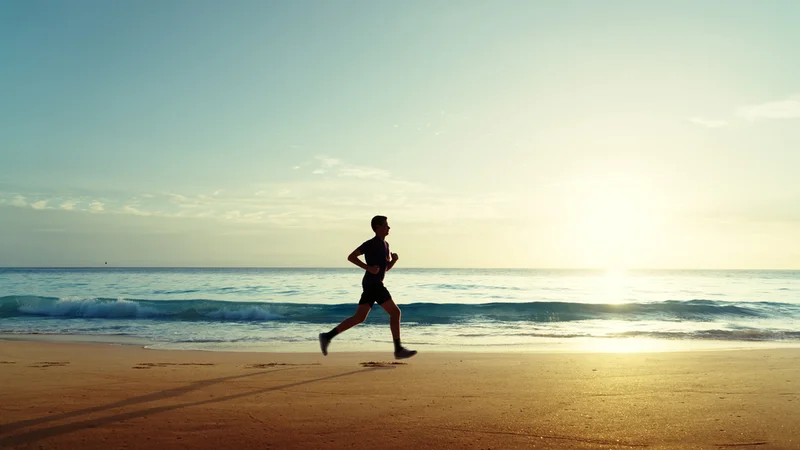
[579,337,674,353]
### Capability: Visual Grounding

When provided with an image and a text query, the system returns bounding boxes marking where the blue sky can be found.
[2,1,800,268]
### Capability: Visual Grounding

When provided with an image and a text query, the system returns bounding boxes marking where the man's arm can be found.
[348,249,380,274]
[387,253,399,271]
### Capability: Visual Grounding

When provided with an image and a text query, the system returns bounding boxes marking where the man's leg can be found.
[379,299,416,359]
[334,303,372,334]
[379,299,401,340]
[319,304,371,356]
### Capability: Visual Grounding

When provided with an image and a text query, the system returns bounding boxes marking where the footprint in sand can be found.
[244,362,321,369]
[29,361,69,368]
[132,362,216,369]
[360,361,408,368]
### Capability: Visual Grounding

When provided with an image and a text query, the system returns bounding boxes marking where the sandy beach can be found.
[0,340,798,449]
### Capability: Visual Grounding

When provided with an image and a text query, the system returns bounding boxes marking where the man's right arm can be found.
[347,249,369,271]
[348,249,380,274]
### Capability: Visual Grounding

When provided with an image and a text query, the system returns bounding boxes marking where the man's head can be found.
[371,215,390,237]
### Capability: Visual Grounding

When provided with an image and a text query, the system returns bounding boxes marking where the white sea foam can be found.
[204,306,282,321]
[18,298,162,319]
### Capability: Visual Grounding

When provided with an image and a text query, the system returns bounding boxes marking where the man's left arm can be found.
[387,252,399,271]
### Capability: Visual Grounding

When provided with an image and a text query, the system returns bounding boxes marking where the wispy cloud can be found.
[337,165,391,180]
[0,154,510,230]
[690,94,800,128]
[688,117,728,128]
[736,95,800,121]
[316,156,341,168]
[121,205,150,216]
[60,200,77,210]
[311,155,418,185]
[11,195,27,207]
[310,156,343,175]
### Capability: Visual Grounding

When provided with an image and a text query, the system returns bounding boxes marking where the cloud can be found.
[304,156,429,196]
[688,117,728,128]
[222,210,242,220]
[11,195,27,207]
[0,158,506,231]
[121,205,149,216]
[312,155,391,181]
[689,94,800,127]
[337,166,391,180]
[316,156,341,168]
[167,193,215,209]
[309,156,349,175]
[168,193,189,203]
[736,95,800,121]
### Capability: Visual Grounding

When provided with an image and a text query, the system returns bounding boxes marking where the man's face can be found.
[377,221,391,237]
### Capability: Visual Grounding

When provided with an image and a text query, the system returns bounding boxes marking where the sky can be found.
[2,0,800,269]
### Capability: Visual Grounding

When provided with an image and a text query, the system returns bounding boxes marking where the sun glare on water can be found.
[599,268,629,304]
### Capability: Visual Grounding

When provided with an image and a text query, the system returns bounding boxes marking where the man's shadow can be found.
[0,367,379,447]
[2,368,292,434]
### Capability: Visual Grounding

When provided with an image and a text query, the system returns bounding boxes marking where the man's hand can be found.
[387,253,399,271]
[366,265,380,275]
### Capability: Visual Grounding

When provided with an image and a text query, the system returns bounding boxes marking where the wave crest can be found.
[1,295,798,324]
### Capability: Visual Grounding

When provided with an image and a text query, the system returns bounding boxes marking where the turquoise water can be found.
[1,268,799,353]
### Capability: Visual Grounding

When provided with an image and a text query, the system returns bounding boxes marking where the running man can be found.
[318,215,417,359]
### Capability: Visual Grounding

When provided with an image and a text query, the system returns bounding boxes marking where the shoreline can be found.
[1,340,798,449]
[3,331,800,355]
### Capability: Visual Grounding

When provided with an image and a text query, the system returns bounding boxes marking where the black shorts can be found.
[359,284,392,306]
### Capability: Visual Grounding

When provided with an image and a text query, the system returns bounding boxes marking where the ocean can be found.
[1,268,799,353]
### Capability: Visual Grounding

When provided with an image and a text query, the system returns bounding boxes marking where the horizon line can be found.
[1,266,798,272]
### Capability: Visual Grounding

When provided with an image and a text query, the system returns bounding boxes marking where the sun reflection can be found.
[598,268,629,304]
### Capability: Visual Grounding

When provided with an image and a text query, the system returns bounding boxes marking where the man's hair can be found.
[371,215,387,231]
